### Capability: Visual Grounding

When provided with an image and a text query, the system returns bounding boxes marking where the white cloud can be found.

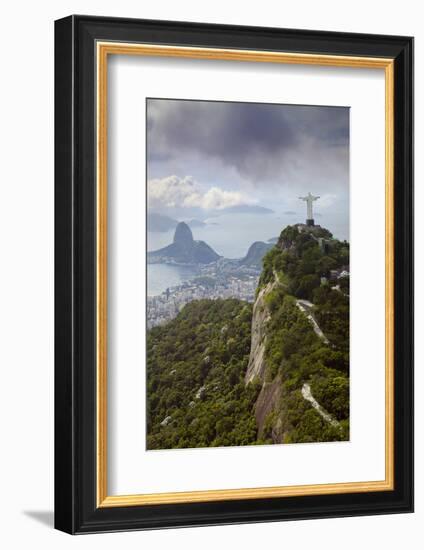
[315,194,338,208]
[148,175,250,210]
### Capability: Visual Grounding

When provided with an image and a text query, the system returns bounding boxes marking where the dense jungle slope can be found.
[147,299,261,449]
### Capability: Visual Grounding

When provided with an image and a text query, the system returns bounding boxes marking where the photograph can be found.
[52,12,413,535]
[146,98,350,450]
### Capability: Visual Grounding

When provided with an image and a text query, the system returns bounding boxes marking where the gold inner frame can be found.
[96,42,395,508]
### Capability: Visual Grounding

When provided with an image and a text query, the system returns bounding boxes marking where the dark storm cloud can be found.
[147,99,349,185]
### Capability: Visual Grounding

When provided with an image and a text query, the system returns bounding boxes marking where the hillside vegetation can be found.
[147,299,261,449]
[255,226,349,443]
[147,225,350,449]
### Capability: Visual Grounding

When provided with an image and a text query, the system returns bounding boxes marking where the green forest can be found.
[147,225,350,449]
[147,299,261,449]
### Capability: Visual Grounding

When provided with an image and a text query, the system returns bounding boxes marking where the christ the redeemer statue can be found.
[299,192,320,226]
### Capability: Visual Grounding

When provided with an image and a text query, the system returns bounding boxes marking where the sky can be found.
[147,98,350,238]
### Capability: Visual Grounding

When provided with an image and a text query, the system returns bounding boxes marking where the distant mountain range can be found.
[148,222,220,264]
[147,222,275,268]
[148,221,274,268]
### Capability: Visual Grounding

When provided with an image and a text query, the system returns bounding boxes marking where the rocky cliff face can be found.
[244,279,275,384]
[254,374,284,442]
[244,271,285,442]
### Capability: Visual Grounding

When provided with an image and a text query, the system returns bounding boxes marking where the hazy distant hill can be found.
[239,241,273,267]
[148,212,178,232]
[187,219,207,228]
[148,222,220,265]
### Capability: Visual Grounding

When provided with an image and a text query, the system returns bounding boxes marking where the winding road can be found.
[296,299,329,344]
[301,383,340,429]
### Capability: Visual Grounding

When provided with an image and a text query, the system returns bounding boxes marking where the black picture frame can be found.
[55,15,414,534]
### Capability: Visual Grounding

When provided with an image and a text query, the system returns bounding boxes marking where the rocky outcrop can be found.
[148,222,220,265]
[244,272,286,442]
[244,279,276,384]
[173,221,194,245]
[254,375,283,441]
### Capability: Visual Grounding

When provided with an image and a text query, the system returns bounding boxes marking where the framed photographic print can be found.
[54,15,413,534]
